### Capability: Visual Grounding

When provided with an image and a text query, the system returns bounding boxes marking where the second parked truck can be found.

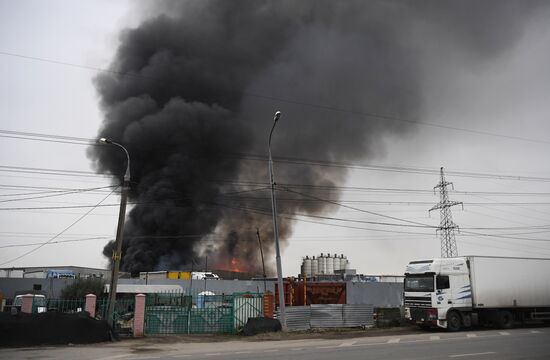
[404,256,550,331]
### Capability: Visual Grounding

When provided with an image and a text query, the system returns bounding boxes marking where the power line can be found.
[0,187,119,266]
[0,165,115,179]
[2,198,550,212]
[0,236,112,249]
[3,232,549,251]
[0,185,117,203]
[218,196,550,207]
[278,186,434,228]
[0,134,96,146]
[3,128,550,182]
[459,230,550,242]
[0,129,94,142]
[2,50,549,145]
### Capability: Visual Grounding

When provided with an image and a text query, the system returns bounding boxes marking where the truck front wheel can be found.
[496,310,514,329]
[447,311,462,332]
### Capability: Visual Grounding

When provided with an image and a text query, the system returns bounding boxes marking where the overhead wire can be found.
[1,50,550,145]
[2,130,550,182]
[0,185,118,203]
[0,186,119,266]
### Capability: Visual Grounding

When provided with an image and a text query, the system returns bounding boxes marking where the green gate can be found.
[233,293,264,330]
[144,291,263,335]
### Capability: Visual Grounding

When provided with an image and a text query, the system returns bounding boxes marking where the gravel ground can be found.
[128,325,423,345]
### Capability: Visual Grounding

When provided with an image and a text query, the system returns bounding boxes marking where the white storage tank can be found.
[338,254,346,271]
[333,254,341,272]
[303,256,312,277]
[345,259,350,271]
[318,253,326,274]
[326,255,334,275]
[311,256,319,276]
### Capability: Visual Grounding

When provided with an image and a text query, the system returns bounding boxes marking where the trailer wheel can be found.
[447,311,462,332]
[496,310,514,329]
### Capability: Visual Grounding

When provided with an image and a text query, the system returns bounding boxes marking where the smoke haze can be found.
[89,0,548,274]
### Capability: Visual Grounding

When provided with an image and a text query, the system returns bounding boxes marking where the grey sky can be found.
[1,1,549,276]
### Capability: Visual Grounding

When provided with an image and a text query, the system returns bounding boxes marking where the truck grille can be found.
[404,295,432,308]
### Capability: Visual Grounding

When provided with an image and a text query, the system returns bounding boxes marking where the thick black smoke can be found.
[89,0,547,274]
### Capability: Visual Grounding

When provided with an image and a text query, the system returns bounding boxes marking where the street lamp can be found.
[99,137,131,329]
[268,111,286,330]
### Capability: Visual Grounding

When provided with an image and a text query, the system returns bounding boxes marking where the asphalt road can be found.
[1,327,549,360]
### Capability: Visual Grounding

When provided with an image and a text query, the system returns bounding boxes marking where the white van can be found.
[13,294,47,313]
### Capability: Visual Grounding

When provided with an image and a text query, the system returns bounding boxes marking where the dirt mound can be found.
[0,311,111,347]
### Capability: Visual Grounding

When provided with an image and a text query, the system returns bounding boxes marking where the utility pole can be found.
[256,228,267,293]
[99,138,130,329]
[268,110,286,330]
[429,167,463,258]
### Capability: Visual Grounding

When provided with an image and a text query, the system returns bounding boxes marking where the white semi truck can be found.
[403,256,550,331]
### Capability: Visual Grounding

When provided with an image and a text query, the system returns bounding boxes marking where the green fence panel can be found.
[145,306,189,334]
[233,293,264,330]
[144,291,263,335]
[32,299,85,314]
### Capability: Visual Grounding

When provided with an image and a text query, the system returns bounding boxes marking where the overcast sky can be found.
[1,0,549,276]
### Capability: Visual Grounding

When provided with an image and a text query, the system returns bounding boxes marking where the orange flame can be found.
[230,258,242,273]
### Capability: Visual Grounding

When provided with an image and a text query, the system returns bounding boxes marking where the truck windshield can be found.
[404,275,434,292]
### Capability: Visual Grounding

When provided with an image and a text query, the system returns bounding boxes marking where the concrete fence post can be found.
[85,294,97,318]
[133,293,146,337]
[20,294,34,314]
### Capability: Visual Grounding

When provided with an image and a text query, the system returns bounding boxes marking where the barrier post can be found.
[85,294,97,318]
[133,294,146,337]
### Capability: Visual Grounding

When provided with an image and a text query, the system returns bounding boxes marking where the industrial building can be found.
[0,266,111,279]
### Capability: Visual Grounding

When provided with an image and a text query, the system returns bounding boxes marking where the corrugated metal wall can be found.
[278,304,374,331]
[284,306,312,331]
[346,281,403,307]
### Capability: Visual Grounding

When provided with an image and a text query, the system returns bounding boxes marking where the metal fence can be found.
[31,298,85,314]
[233,292,263,329]
[283,306,312,331]
[144,291,263,335]
[27,297,135,334]
[96,298,136,334]
[45,298,86,313]
[278,304,374,331]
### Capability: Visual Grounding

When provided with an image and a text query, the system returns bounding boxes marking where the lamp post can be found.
[99,137,130,329]
[268,110,286,330]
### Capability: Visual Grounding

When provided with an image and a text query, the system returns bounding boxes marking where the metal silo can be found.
[311,256,319,275]
[318,253,326,274]
[326,255,334,275]
[303,256,312,277]
[333,254,341,272]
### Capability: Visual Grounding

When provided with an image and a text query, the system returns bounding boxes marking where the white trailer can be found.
[403,256,550,331]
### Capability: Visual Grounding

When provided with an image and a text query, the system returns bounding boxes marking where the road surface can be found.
[1,327,549,359]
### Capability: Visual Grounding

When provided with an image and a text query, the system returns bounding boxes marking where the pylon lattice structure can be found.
[429,167,463,258]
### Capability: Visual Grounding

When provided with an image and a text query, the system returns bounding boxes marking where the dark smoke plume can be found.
[89,0,547,274]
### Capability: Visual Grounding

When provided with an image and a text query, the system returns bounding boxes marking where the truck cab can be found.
[404,258,471,330]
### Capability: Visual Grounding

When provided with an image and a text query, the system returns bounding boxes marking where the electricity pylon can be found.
[429,167,463,258]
